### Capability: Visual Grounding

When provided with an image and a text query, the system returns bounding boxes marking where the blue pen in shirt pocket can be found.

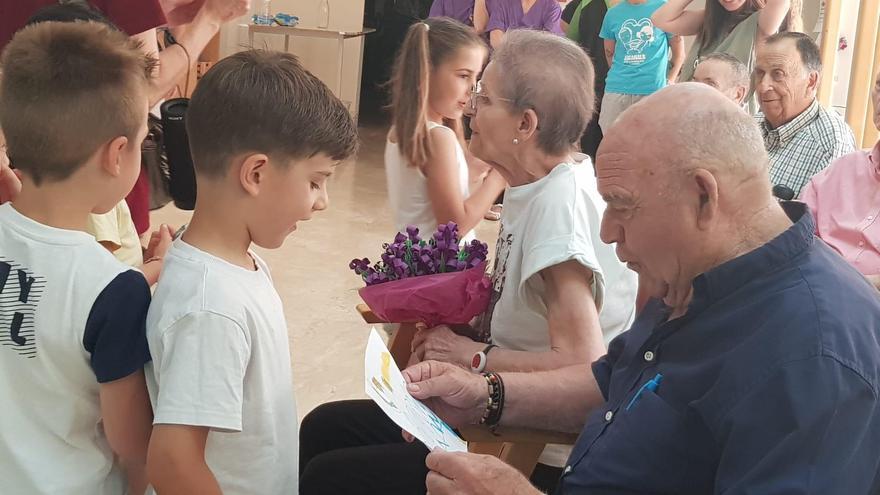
[625,373,663,411]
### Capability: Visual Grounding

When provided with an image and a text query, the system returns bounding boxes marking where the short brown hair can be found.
[186,50,358,178]
[492,30,595,156]
[0,21,153,185]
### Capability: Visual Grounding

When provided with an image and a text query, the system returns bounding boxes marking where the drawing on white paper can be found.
[364,328,467,452]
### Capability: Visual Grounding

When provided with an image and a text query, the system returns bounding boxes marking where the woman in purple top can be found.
[428,0,493,34]
[428,0,476,26]
[485,0,563,48]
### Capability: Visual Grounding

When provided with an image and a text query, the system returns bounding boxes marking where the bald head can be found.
[600,83,769,185]
[596,84,789,311]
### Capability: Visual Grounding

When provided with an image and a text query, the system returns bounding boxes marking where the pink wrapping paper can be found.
[358,262,491,328]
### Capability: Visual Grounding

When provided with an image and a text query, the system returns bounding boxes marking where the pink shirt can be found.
[801,142,880,276]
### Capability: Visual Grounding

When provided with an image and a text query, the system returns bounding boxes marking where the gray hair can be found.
[698,52,749,89]
[491,30,595,155]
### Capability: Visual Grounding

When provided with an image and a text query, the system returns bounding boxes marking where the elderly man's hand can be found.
[403,360,486,428]
[425,450,542,495]
[411,324,481,367]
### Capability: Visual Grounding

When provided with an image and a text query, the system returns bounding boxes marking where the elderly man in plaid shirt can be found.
[755,32,856,196]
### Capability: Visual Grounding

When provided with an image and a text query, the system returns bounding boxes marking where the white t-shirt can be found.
[0,203,152,495]
[474,155,638,466]
[385,122,474,241]
[146,240,298,495]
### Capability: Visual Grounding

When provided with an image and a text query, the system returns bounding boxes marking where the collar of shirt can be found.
[761,100,820,149]
[688,201,813,314]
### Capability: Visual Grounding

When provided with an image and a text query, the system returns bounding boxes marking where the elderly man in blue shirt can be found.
[403,83,880,494]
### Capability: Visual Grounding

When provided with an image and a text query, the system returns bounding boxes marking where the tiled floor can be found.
[150,121,500,419]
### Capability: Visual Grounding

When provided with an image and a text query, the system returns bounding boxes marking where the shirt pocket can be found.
[568,389,692,494]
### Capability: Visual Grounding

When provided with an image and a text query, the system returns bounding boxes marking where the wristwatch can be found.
[471,344,499,373]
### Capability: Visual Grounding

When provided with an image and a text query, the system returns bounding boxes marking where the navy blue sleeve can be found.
[591,330,627,400]
[83,270,152,383]
[713,356,880,494]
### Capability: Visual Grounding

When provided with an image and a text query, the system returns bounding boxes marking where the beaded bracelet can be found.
[479,372,505,430]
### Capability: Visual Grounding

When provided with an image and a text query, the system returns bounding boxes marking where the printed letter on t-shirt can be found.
[0,259,44,358]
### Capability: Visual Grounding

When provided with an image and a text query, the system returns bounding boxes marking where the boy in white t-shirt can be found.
[0,22,154,494]
[144,50,358,495]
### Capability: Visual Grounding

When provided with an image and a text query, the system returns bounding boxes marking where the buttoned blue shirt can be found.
[558,202,880,494]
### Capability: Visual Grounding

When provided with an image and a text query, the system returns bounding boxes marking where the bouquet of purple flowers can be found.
[350,223,492,328]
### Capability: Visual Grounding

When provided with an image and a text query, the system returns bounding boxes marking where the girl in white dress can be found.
[385,17,507,241]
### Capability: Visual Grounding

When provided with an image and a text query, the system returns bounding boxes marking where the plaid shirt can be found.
[758,100,856,195]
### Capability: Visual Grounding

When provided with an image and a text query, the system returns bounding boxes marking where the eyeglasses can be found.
[469,80,514,111]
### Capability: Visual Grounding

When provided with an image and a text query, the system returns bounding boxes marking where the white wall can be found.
[824,0,860,111]
[807,0,862,112]
[218,0,367,119]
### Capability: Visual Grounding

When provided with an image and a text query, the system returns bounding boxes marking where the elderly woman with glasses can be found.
[298,30,637,495]
[412,24,638,476]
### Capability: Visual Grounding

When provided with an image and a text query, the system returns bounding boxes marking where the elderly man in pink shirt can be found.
[801,68,880,290]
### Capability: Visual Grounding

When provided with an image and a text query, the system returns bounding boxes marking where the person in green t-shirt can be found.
[651,0,799,84]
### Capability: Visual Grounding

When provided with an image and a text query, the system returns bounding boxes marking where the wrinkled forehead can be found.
[695,60,730,80]
[597,114,682,199]
[756,40,802,71]
[595,137,649,201]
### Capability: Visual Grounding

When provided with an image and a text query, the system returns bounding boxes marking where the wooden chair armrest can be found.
[459,425,579,446]
[355,304,417,368]
[357,303,385,324]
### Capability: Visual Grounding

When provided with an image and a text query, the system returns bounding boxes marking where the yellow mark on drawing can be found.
[381,351,393,392]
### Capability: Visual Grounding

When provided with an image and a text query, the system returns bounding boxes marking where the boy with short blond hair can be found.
[0,21,155,494]
[145,50,358,495]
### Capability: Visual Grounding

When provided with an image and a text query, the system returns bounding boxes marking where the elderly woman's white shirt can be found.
[478,153,638,466]
[482,153,637,350]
